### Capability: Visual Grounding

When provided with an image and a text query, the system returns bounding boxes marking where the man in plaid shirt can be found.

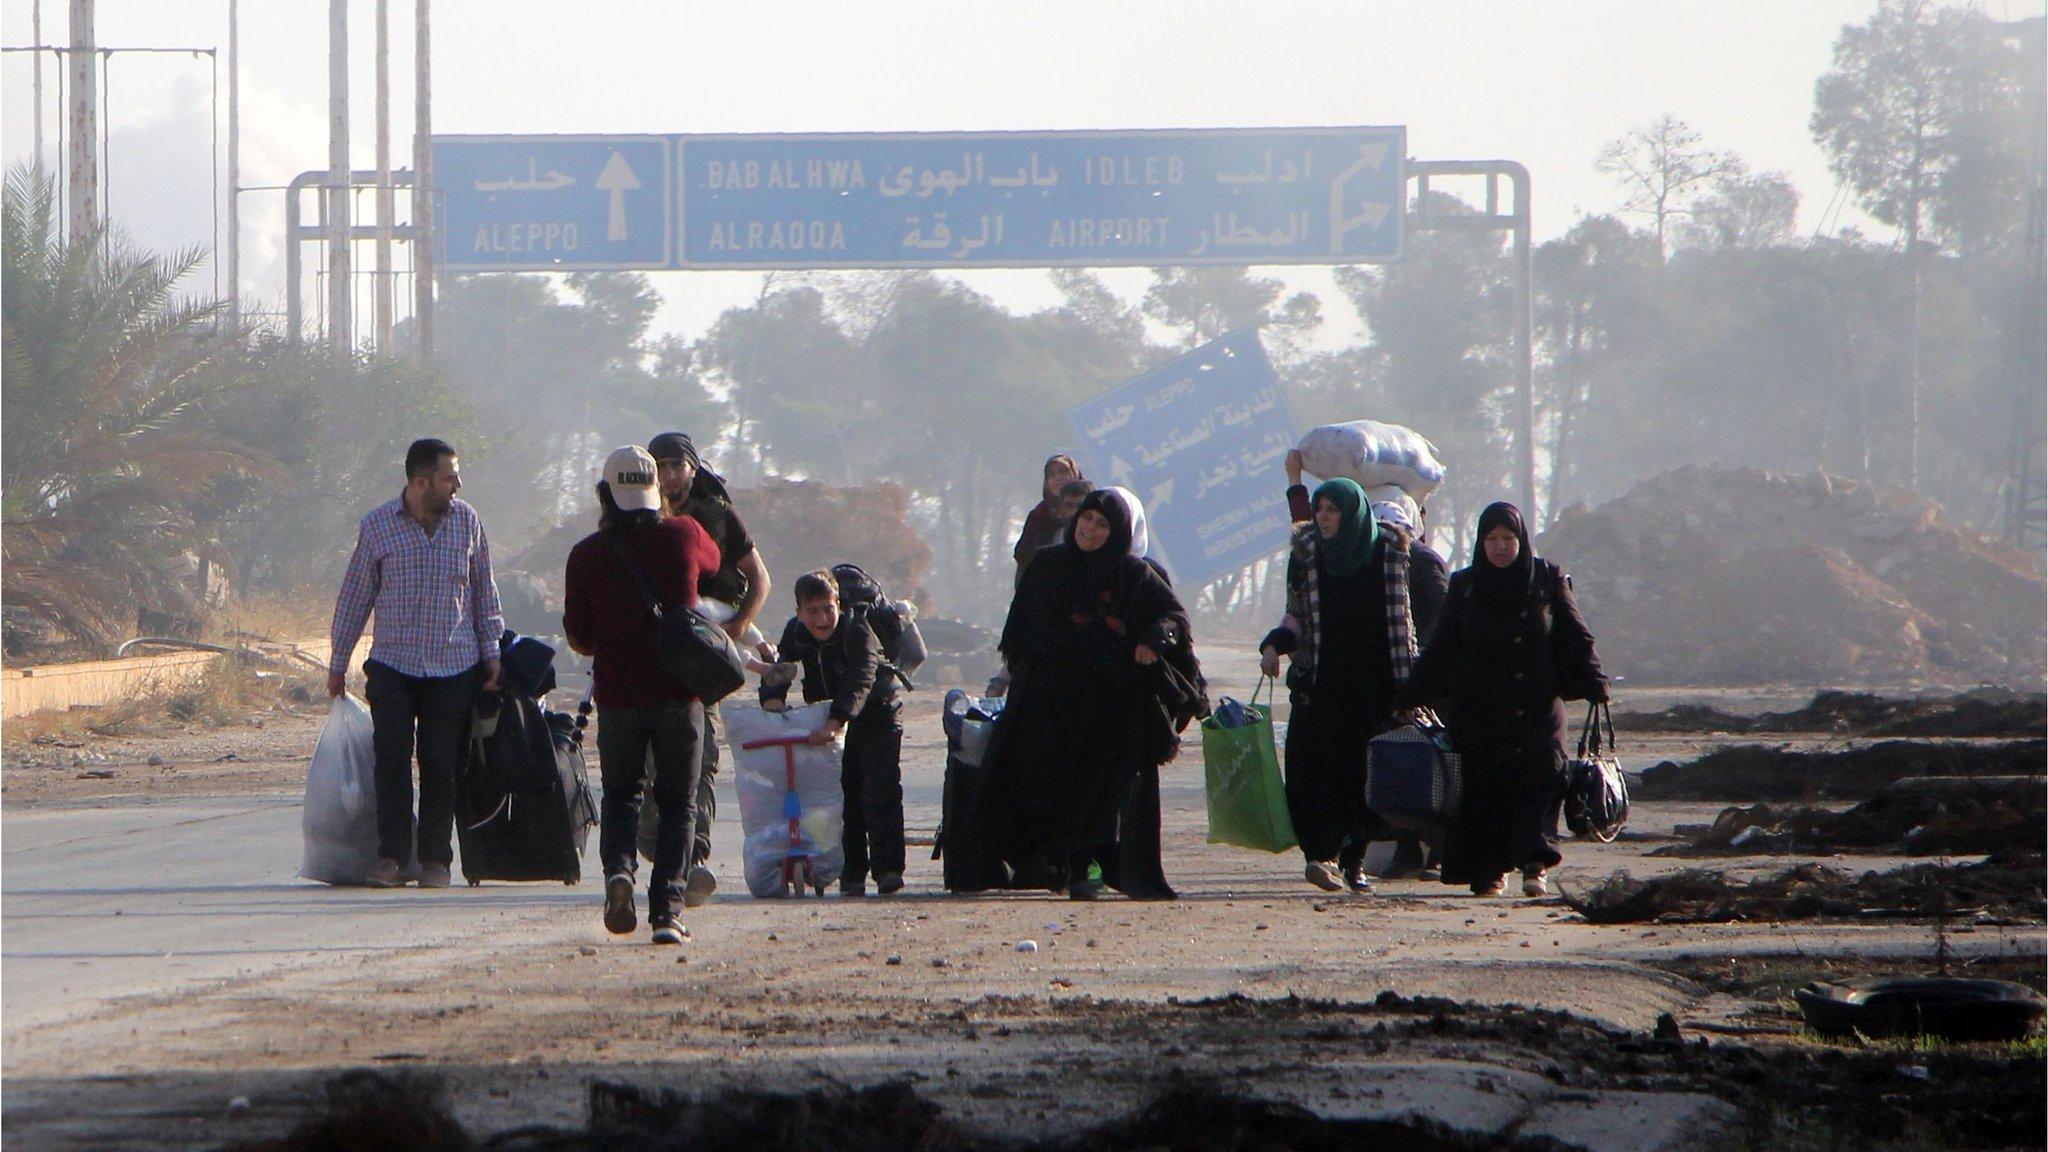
[329,438,504,889]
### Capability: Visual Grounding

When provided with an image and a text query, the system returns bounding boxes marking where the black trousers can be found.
[839,711,905,884]
[364,659,483,868]
[1283,694,1394,866]
[597,700,704,918]
[635,701,721,870]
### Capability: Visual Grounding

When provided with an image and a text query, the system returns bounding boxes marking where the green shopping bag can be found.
[1201,676,1297,852]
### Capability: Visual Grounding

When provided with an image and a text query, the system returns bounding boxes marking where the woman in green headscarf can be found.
[1259,478,1421,894]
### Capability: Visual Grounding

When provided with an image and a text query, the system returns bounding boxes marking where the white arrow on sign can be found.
[1329,143,1396,254]
[595,151,642,242]
[1109,455,1135,487]
[1149,477,1175,512]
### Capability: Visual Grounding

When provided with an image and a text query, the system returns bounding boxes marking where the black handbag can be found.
[1564,702,1628,842]
[602,534,747,704]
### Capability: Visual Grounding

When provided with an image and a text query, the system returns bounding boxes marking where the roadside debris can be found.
[1634,739,2045,802]
[1615,688,2047,739]
[1561,852,2045,925]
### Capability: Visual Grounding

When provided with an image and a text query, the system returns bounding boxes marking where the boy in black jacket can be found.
[761,569,906,896]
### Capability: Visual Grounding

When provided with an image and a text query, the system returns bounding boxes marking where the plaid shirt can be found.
[330,495,504,679]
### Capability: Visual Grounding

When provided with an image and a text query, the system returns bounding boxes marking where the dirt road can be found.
[3,651,2040,1150]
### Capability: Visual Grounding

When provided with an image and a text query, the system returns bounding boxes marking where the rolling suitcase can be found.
[1364,716,1464,834]
[455,690,597,885]
[935,689,1004,891]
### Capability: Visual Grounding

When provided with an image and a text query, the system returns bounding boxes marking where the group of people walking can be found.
[328,431,1606,944]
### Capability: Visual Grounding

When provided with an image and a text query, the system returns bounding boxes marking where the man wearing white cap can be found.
[564,446,722,945]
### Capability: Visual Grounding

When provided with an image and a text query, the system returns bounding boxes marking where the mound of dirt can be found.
[1540,466,2046,688]
[1660,776,2046,857]
[1634,739,2046,802]
[1616,688,2048,738]
[1563,852,2047,926]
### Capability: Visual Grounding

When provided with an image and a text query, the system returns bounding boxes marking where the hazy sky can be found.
[1,0,1979,347]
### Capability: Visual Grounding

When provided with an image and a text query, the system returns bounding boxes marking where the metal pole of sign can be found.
[1407,159,1536,523]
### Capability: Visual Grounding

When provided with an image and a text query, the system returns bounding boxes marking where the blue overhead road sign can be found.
[678,127,1403,269]
[434,135,671,271]
[434,127,1402,272]
[1067,330,1300,590]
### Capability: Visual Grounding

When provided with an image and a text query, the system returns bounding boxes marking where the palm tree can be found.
[2,163,268,653]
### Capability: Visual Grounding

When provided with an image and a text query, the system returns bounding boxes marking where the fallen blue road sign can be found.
[1067,330,1300,590]
[435,127,1403,272]
[434,135,672,271]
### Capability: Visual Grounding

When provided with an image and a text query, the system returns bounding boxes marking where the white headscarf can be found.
[1106,486,1150,560]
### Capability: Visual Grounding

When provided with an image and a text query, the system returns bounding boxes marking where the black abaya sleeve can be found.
[1545,563,1608,703]
[1397,572,1466,712]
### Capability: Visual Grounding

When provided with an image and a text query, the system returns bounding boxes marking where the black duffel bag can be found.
[603,534,747,703]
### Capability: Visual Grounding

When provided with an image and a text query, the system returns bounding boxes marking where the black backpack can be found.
[830,563,924,675]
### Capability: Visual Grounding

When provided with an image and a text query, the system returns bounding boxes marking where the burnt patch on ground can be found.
[1560,852,2046,925]
[215,992,2046,1152]
[1633,739,2045,802]
[1615,689,2046,739]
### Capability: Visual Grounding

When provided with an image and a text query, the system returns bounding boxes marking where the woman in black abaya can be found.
[969,490,1192,900]
[1397,502,1607,897]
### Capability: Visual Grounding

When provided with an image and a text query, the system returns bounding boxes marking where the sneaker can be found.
[875,871,904,896]
[418,862,452,889]
[603,873,637,935]
[650,916,685,946]
[1521,869,1549,898]
[1343,866,1375,895]
[365,857,402,888]
[1472,876,1507,898]
[683,865,718,908]
[1304,860,1345,892]
[839,878,867,898]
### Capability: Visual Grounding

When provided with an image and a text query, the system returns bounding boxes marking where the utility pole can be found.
[66,0,96,247]
[32,1,43,163]
[327,0,351,352]
[412,0,434,362]
[227,0,240,331]
[373,0,394,349]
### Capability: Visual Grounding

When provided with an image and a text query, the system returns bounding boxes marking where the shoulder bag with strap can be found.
[1564,701,1629,842]
[600,532,747,704]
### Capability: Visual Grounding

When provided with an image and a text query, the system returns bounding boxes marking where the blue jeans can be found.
[597,700,703,918]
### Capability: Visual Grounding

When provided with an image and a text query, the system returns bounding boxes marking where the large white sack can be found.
[724,702,845,897]
[1297,420,1446,501]
[300,694,415,884]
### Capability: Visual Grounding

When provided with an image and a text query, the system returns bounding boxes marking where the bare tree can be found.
[1594,114,1741,259]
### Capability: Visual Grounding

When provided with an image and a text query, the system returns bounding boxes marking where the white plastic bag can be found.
[723,702,845,897]
[300,694,408,885]
[1297,420,1447,501]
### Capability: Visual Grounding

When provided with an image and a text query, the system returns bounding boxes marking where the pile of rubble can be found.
[1540,467,2046,688]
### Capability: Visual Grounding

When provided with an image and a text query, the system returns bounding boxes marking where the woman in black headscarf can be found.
[970,489,1193,900]
[1396,502,1607,897]
[1259,478,1419,895]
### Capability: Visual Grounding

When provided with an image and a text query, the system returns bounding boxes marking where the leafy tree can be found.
[1533,215,1661,517]
[1,164,269,651]
[1673,168,1802,252]
[1141,266,1321,357]
[1336,191,1514,554]
[433,271,726,543]
[1594,114,1742,259]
